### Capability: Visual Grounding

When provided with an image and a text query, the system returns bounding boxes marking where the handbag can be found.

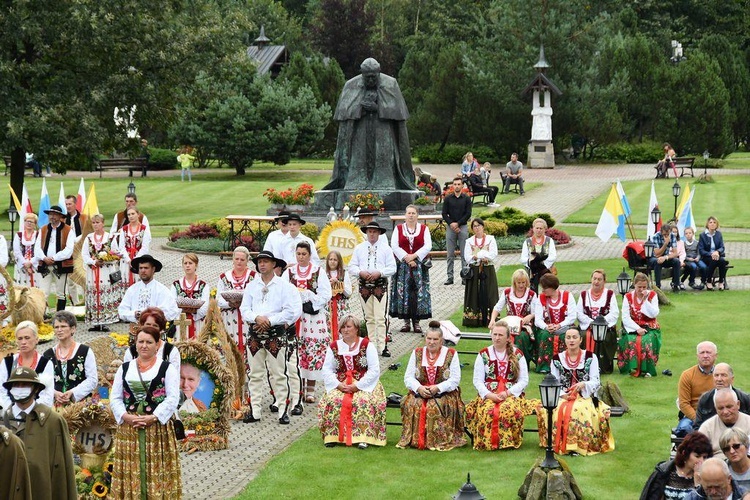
[109,270,122,284]
[172,416,186,440]
[460,266,474,280]
[302,301,319,315]
[422,257,433,269]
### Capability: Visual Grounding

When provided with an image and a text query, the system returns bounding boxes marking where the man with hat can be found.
[348,222,396,357]
[33,204,76,311]
[279,213,320,268]
[239,250,302,424]
[263,210,291,259]
[356,210,388,244]
[118,254,180,323]
[2,366,76,500]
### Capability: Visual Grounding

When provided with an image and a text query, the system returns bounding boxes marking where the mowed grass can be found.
[241,291,750,499]
[1,171,332,237]
[564,175,750,228]
[722,152,750,170]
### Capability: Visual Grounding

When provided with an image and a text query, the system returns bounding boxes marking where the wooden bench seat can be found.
[97,157,148,178]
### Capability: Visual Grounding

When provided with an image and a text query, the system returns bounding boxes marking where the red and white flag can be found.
[646,180,662,240]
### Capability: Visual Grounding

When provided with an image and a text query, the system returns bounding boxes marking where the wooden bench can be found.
[655,157,695,179]
[97,157,148,178]
[4,156,36,176]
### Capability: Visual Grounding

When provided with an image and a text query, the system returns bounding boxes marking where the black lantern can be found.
[127,181,136,194]
[644,240,656,259]
[539,373,562,469]
[703,150,710,176]
[8,203,18,261]
[617,268,631,296]
[672,181,681,219]
[453,473,485,500]
[650,207,661,234]
[591,314,608,344]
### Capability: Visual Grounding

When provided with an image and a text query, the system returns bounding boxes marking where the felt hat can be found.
[356,210,379,218]
[43,205,65,216]
[252,250,286,269]
[130,254,163,273]
[360,222,386,234]
[3,366,46,392]
[286,213,306,225]
[274,210,291,222]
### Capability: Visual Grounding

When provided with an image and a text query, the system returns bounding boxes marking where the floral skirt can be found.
[464,395,539,451]
[318,382,387,446]
[616,328,662,377]
[533,328,565,373]
[298,312,331,381]
[110,420,182,499]
[513,328,536,368]
[396,390,467,451]
[537,396,615,456]
[85,264,123,325]
[389,260,432,320]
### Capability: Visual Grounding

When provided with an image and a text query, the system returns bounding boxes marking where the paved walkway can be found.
[60,163,750,499]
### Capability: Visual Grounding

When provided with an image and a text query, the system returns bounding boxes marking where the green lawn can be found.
[242,291,750,499]
[564,175,750,228]
[722,152,750,170]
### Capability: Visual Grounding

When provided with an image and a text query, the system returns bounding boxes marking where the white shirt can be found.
[170,277,210,321]
[285,265,332,311]
[348,240,397,278]
[81,232,115,266]
[322,338,380,392]
[404,346,460,394]
[13,230,38,268]
[118,279,181,322]
[279,232,320,267]
[391,223,432,262]
[110,360,179,425]
[463,234,498,265]
[622,291,660,333]
[239,275,302,327]
[0,236,7,268]
[112,224,152,265]
[263,229,290,259]
[0,354,55,410]
[472,347,529,399]
[33,222,75,262]
[532,291,577,330]
[123,341,181,373]
[216,269,255,310]
[521,236,556,270]
[51,343,99,402]
[576,288,620,330]
[493,288,534,314]
[551,350,600,399]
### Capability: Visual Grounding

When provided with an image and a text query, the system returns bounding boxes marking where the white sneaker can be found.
[488,203,499,207]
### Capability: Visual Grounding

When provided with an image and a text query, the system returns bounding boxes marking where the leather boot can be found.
[56,298,67,311]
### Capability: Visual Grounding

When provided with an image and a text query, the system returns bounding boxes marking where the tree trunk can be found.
[235,166,246,176]
[10,147,25,210]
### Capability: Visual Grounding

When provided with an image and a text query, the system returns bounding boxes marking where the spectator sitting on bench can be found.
[649,224,681,291]
[698,388,750,456]
[461,152,478,177]
[656,142,677,179]
[504,153,525,195]
[682,227,707,290]
[675,341,717,437]
[671,225,687,290]
[699,216,728,291]
[694,363,750,430]
[467,164,499,207]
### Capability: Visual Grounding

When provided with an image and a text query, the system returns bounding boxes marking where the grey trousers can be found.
[445,224,468,280]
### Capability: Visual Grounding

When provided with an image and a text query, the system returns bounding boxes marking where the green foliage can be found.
[595,141,665,163]
[413,144,498,164]
[468,220,507,237]
[495,234,526,251]
[166,237,224,253]
[299,223,320,241]
[309,0,374,79]
[482,207,554,235]
[147,148,178,170]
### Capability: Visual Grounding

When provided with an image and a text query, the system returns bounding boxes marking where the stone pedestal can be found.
[518,458,582,500]
[313,189,422,212]
[527,141,555,169]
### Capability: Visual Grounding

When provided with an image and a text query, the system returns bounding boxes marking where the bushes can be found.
[594,141,663,163]
[148,147,178,170]
[482,207,555,236]
[525,227,571,245]
[469,220,508,237]
[414,144,499,164]
[168,223,220,242]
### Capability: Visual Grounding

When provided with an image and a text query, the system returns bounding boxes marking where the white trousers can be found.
[248,344,289,418]
[360,293,388,353]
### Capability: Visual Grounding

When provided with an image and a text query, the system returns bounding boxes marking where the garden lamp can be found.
[539,373,562,469]
[703,150,709,176]
[672,181,681,219]
[616,268,631,296]
[8,203,18,261]
[128,181,136,194]
[650,207,661,234]
[453,473,485,500]
[644,240,656,259]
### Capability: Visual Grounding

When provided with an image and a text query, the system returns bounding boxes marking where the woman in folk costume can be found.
[0,321,55,410]
[12,213,40,288]
[537,328,614,456]
[531,273,577,373]
[170,253,209,340]
[576,269,619,374]
[318,315,387,449]
[115,207,151,287]
[389,204,432,333]
[397,320,466,451]
[110,326,181,499]
[465,320,538,451]
[216,246,256,353]
[0,233,8,317]
[82,213,122,331]
[462,218,499,327]
[489,268,536,362]
[521,217,557,293]
[617,272,662,377]
[286,241,331,403]
[324,250,352,342]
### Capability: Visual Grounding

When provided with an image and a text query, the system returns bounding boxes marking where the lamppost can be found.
[703,150,710,177]
[672,181,681,220]
[650,206,661,236]
[128,181,136,195]
[539,373,563,469]
[591,314,609,369]
[617,268,632,296]
[8,203,18,262]
[453,473,485,500]
[644,239,656,260]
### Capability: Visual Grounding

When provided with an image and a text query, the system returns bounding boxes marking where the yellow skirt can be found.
[465,395,538,451]
[318,382,387,446]
[396,390,467,451]
[537,396,615,456]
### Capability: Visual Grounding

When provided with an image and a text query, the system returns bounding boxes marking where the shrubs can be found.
[148,148,178,170]
[414,144,499,164]
[168,223,220,242]
[469,220,508,237]
[483,207,556,236]
[525,227,571,245]
[594,141,663,163]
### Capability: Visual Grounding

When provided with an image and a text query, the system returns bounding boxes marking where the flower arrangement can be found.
[414,195,438,206]
[417,182,433,195]
[1,322,54,344]
[96,251,120,262]
[75,460,114,498]
[442,186,472,198]
[263,183,315,205]
[347,192,385,212]
[108,332,130,347]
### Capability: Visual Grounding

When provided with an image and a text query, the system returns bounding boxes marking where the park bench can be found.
[654,157,695,179]
[3,156,35,176]
[97,157,148,178]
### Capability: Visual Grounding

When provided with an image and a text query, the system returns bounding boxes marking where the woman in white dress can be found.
[81,213,122,331]
[115,207,151,287]
[171,253,210,340]
[324,250,352,342]
[12,213,40,288]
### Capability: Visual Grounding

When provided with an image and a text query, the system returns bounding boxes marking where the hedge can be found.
[414,144,500,164]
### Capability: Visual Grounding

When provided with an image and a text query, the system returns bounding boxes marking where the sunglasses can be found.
[722,443,744,453]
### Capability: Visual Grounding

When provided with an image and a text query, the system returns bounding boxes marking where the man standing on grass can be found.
[441,176,472,285]
[34,205,76,312]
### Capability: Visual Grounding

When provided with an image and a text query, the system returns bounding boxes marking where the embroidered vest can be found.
[219,270,255,292]
[414,347,454,386]
[540,291,570,324]
[552,351,594,391]
[504,288,535,317]
[17,231,36,262]
[115,211,145,231]
[43,345,89,393]
[121,223,147,258]
[288,266,319,293]
[626,291,659,329]
[40,223,74,270]
[172,279,207,299]
[87,232,114,259]
[478,347,522,393]
[120,361,170,415]
[581,289,614,320]
[397,224,426,254]
[332,338,370,382]
[525,235,551,259]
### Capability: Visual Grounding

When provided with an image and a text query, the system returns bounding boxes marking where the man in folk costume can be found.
[63,195,87,306]
[109,192,149,234]
[531,273,577,373]
[355,210,388,244]
[33,205,76,312]
[118,255,180,324]
[0,423,32,499]
[576,269,619,374]
[2,367,76,500]
[279,213,320,268]
[348,222,396,357]
[239,250,302,424]
[263,211,291,260]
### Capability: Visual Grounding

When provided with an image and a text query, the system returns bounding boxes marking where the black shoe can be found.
[269,404,279,413]
[279,414,290,425]
[100,325,110,332]
[325,443,336,448]
[671,284,680,292]
[88,325,102,332]
[443,279,453,285]
[291,404,303,416]
[243,412,260,423]
[381,349,391,358]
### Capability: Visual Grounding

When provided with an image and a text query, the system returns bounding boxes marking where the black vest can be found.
[43,344,90,394]
[120,361,170,415]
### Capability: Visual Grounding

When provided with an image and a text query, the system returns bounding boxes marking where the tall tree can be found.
[309,0,374,78]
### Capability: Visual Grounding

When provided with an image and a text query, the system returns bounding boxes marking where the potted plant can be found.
[414,195,437,212]
[263,183,315,211]
[347,192,385,212]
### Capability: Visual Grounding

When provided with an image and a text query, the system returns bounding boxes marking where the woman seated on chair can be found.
[537,328,614,456]
[465,321,538,451]
[397,321,466,451]
[531,273,577,374]
[617,272,661,377]
[489,268,536,363]
[699,216,728,291]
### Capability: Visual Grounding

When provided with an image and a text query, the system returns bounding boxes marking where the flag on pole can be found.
[676,185,697,237]
[77,178,86,212]
[82,183,100,217]
[21,183,32,220]
[646,180,662,240]
[595,184,627,242]
[58,182,67,214]
[38,178,51,226]
[616,180,632,217]
[8,185,21,212]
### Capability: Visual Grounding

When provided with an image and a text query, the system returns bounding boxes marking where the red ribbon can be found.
[187,313,195,339]
[554,394,577,453]
[331,299,339,343]
[585,328,595,352]
[338,371,354,446]
[93,266,101,314]
[634,334,643,377]
[236,310,244,355]
[553,334,560,357]
[490,402,501,449]
[418,399,428,450]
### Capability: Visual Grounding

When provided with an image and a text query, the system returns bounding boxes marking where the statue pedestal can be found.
[313,189,422,212]
[527,141,555,169]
